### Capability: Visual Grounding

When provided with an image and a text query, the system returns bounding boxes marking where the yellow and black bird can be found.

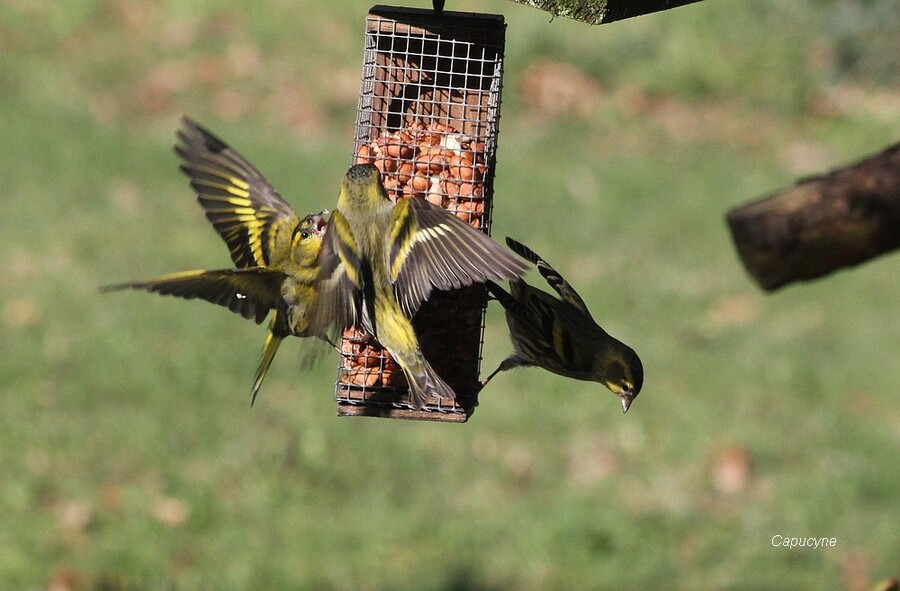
[103,117,330,404]
[311,164,529,409]
[483,238,643,413]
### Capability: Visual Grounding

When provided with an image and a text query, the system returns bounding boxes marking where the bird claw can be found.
[348,332,377,346]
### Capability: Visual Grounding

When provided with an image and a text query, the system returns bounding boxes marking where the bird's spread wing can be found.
[309,210,364,336]
[508,279,578,367]
[389,198,529,318]
[175,117,299,268]
[489,278,568,361]
[486,280,532,323]
[505,237,592,319]
[510,280,556,339]
[101,268,286,324]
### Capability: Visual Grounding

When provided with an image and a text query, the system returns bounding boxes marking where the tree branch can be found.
[508,0,704,24]
[726,142,900,291]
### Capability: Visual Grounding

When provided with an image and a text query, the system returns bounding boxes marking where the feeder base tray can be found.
[335,403,472,423]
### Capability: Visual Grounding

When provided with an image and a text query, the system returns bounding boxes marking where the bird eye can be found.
[300,230,310,240]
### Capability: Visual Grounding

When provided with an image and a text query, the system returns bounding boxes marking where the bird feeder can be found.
[335,5,506,422]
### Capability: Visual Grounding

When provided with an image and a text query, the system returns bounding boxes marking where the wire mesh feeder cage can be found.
[335,5,507,422]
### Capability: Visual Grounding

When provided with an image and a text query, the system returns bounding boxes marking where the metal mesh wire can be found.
[335,6,506,421]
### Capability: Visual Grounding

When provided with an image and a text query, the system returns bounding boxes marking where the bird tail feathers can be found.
[404,359,456,410]
[251,327,283,406]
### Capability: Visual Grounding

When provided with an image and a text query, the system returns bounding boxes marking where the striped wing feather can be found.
[175,117,299,269]
[389,198,529,318]
[101,268,285,324]
[308,211,364,337]
[505,237,592,319]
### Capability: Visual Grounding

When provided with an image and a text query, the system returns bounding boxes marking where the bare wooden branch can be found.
[508,0,705,24]
[726,142,900,291]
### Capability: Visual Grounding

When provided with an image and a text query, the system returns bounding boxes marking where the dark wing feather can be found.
[101,268,285,324]
[485,280,527,319]
[505,237,592,319]
[175,117,299,268]
[488,279,561,363]
[389,198,529,318]
[508,280,559,342]
[308,211,364,337]
[509,279,577,368]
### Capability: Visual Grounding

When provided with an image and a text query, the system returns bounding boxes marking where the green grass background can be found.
[2,0,899,589]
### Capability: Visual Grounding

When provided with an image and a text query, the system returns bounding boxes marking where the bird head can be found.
[339,164,389,211]
[304,210,329,236]
[594,345,643,413]
[291,210,328,266]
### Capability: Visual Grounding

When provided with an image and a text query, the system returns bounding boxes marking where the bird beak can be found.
[314,211,329,232]
[618,392,635,414]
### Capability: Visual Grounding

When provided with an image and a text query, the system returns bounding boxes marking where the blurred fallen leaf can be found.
[520,59,602,118]
[24,449,51,476]
[192,54,226,86]
[840,549,872,591]
[706,293,759,330]
[139,60,192,113]
[780,141,836,176]
[503,443,535,482]
[711,446,751,495]
[100,482,123,512]
[57,500,94,532]
[46,566,86,591]
[107,178,142,213]
[162,14,200,47]
[4,296,40,329]
[617,421,646,453]
[212,88,252,121]
[226,42,264,78]
[267,83,328,136]
[152,496,189,527]
[109,0,156,32]
[567,435,620,486]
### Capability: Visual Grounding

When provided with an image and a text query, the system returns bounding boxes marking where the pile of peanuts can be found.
[354,120,488,229]
[339,328,408,390]
[338,120,491,403]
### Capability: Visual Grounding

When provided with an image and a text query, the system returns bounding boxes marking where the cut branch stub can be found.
[508,0,704,25]
[726,142,900,291]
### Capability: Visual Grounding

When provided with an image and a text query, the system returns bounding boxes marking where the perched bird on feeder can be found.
[102,118,332,405]
[311,164,529,409]
[483,238,643,413]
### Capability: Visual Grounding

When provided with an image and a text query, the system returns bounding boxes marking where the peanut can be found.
[397,161,413,185]
[355,144,373,164]
[410,172,429,192]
